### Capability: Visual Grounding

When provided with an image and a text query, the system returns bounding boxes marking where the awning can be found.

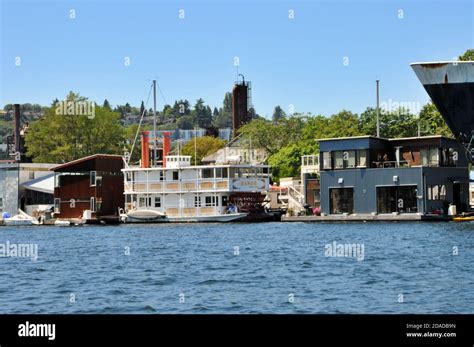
[21,173,55,194]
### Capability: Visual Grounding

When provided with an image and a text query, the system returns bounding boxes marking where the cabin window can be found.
[159,171,164,181]
[205,196,217,207]
[139,197,151,207]
[322,152,332,170]
[54,198,60,213]
[0,197,4,210]
[154,197,161,208]
[215,168,228,178]
[334,152,344,169]
[194,196,201,207]
[90,197,96,212]
[202,168,213,178]
[172,171,179,180]
[358,150,367,167]
[343,150,356,168]
[222,196,228,206]
[427,185,447,200]
[90,171,97,186]
[421,148,439,167]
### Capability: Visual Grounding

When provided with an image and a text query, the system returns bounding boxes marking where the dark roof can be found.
[51,154,123,172]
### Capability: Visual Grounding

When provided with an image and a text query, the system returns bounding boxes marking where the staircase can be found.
[279,185,305,213]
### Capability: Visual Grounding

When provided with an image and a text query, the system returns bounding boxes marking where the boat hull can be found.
[411,62,474,145]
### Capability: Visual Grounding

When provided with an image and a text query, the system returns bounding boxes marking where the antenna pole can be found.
[153,80,157,166]
[194,127,197,166]
[376,79,380,138]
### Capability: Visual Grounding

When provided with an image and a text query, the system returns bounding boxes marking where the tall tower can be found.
[232,74,252,137]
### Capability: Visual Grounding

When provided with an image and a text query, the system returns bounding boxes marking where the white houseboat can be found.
[121,154,270,223]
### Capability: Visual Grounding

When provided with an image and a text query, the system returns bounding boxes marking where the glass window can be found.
[202,168,213,178]
[55,174,61,188]
[430,148,439,166]
[159,171,164,181]
[322,152,332,170]
[154,197,161,208]
[205,196,217,206]
[329,188,353,214]
[54,198,60,213]
[0,197,3,210]
[194,196,201,207]
[334,152,344,169]
[90,197,96,212]
[343,150,356,168]
[172,171,179,180]
[222,196,228,206]
[358,150,367,167]
[90,171,97,186]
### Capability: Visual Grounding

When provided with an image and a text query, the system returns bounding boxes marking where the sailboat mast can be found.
[153,80,157,166]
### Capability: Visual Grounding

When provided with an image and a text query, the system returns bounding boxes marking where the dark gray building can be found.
[318,135,469,216]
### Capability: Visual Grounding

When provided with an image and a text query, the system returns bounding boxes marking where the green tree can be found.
[103,99,111,110]
[25,93,125,163]
[419,102,452,137]
[181,136,225,164]
[272,105,286,123]
[213,92,233,128]
[459,49,474,61]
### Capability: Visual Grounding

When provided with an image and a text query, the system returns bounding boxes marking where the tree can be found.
[213,92,233,128]
[272,105,286,123]
[139,100,146,116]
[181,136,225,165]
[419,102,452,137]
[25,93,125,163]
[103,99,111,110]
[459,49,474,61]
[192,98,212,128]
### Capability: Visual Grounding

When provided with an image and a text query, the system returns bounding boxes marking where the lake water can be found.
[0,222,473,314]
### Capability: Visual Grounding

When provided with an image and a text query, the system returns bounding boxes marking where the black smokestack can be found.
[13,104,21,155]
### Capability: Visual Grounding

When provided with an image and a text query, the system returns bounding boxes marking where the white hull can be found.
[122,212,247,223]
[4,210,40,226]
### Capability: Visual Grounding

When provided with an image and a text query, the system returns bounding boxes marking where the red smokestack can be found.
[141,131,150,168]
[162,132,171,167]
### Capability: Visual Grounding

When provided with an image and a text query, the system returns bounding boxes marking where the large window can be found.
[427,185,447,200]
[154,196,161,208]
[215,168,228,178]
[205,196,218,207]
[194,196,201,207]
[421,148,439,167]
[322,152,332,169]
[202,168,213,178]
[377,186,418,213]
[172,171,179,180]
[358,150,367,167]
[329,188,354,214]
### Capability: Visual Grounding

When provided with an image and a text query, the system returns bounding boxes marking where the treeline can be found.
[108,92,257,130]
[238,103,451,180]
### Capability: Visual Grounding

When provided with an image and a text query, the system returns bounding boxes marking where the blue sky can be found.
[1,0,473,118]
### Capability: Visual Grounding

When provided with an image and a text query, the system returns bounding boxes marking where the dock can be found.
[282,214,453,222]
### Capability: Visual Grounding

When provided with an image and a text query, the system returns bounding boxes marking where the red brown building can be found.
[51,154,124,222]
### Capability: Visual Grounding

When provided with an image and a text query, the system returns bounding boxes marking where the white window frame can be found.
[54,198,61,213]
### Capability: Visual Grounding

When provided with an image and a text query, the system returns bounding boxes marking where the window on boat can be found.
[172,171,179,180]
[154,197,161,208]
[205,196,217,207]
[90,197,96,212]
[202,168,213,179]
[159,171,164,181]
[322,152,332,170]
[194,196,201,207]
[54,198,60,213]
[90,171,97,186]
[0,197,3,210]
[215,168,228,178]
[357,150,367,167]
[222,196,228,206]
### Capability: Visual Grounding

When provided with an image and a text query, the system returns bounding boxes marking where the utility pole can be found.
[153,80,157,166]
[376,79,380,138]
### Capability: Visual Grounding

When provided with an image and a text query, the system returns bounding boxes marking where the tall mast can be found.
[376,79,380,138]
[153,80,157,166]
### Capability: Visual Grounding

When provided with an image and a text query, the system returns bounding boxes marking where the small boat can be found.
[54,220,71,227]
[121,209,166,223]
[453,216,474,222]
[4,209,40,226]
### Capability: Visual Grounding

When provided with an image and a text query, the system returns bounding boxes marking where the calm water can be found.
[0,222,473,314]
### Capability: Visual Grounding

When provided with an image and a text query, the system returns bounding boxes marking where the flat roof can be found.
[51,154,123,171]
[316,135,454,142]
